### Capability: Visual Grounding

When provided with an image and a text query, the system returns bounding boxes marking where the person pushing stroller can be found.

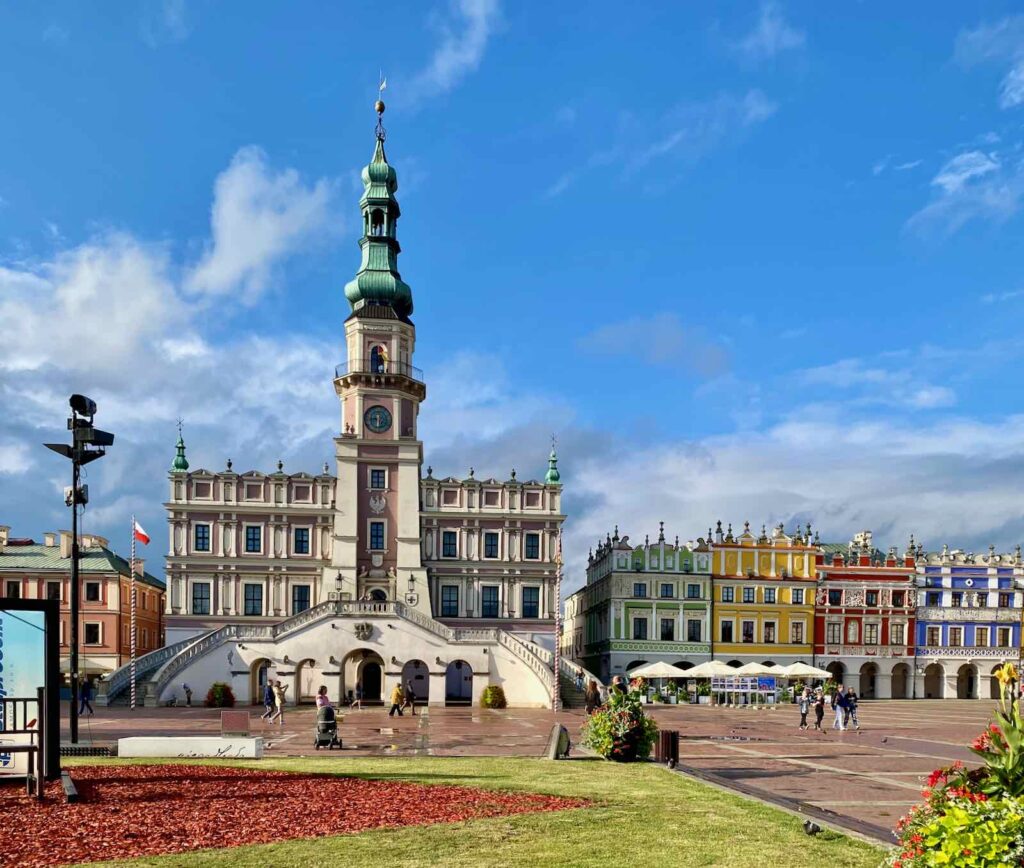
[313,685,342,750]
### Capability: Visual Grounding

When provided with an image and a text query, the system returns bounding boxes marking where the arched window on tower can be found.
[370,344,389,373]
[370,209,385,237]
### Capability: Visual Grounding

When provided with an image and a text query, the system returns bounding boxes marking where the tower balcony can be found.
[335,357,425,386]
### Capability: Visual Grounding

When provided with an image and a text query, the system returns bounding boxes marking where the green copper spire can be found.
[171,421,189,473]
[343,99,414,318]
[545,446,561,485]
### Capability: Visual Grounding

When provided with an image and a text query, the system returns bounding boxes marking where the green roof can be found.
[0,543,165,590]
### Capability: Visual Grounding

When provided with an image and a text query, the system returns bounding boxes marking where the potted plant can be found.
[580,687,659,762]
[696,681,711,705]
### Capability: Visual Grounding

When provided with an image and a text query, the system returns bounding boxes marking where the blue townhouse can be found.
[915,545,1023,699]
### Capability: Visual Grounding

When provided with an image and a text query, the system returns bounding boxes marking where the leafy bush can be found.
[580,687,658,762]
[890,664,1024,865]
[204,682,235,707]
[480,684,507,709]
[652,690,664,703]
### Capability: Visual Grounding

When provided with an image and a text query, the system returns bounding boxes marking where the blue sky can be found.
[4,2,1024,589]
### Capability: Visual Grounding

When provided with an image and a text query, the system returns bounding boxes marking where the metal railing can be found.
[99,634,212,704]
[335,358,423,382]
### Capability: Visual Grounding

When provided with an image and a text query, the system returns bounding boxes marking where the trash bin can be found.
[656,729,679,765]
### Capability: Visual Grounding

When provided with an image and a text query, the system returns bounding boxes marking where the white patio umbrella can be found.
[734,662,774,676]
[627,661,691,679]
[685,660,737,678]
[781,662,832,679]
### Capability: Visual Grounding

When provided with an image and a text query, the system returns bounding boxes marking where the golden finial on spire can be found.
[375,73,387,139]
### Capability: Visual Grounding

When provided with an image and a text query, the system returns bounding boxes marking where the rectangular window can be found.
[949,626,963,647]
[927,626,941,646]
[369,468,387,490]
[926,591,941,607]
[828,589,842,606]
[720,621,733,642]
[47,581,61,601]
[999,627,1012,648]
[866,590,878,606]
[243,584,263,616]
[976,627,990,647]
[978,592,989,607]
[660,618,674,641]
[633,618,648,640]
[951,591,963,607]
[686,583,700,599]
[864,623,879,645]
[721,586,734,603]
[291,585,310,615]
[84,622,100,645]
[84,582,101,603]
[633,583,647,598]
[742,587,755,604]
[522,586,540,619]
[4,580,19,598]
[687,620,702,642]
[524,533,540,560]
[191,582,211,615]
[741,620,755,643]
[441,585,459,617]
[764,588,776,604]
[481,586,499,618]
[792,588,804,605]
[791,621,804,644]
[442,531,457,557]
[293,527,310,555]
[194,524,210,552]
[763,622,776,643]
[484,532,499,559]
[244,483,262,500]
[660,583,673,599]
[890,623,905,646]
[483,490,499,506]
[891,590,905,607]
[1000,592,1012,608]
[245,525,261,553]
[826,623,841,644]
[370,522,386,551]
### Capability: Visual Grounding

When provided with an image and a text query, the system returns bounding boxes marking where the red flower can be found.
[910,834,923,844]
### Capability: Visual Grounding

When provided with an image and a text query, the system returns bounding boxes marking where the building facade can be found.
[562,525,711,681]
[813,532,917,699]
[914,547,1024,700]
[102,105,565,708]
[0,525,165,682]
[710,521,817,666]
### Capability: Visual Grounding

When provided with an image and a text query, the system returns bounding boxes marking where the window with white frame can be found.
[864,622,879,645]
[826,622,841,644]
[632,617,648,640]
[369,521,386,551]
[369,468,387,490]
[949,626,963,647]
[194,523,211,552]
[442,531,457,558]
[791,621,804,643]
[441,585,459,616]
[890,623,905,645]
[764,588,776,604]
[975,626,990,647]
[792,588,804,605]
[84,581,101,602]
[522,586,540,618]
[243,584,263,616]
[524,533,540,560]
[927,626,941,646]
[293,527,310,555]
[763,622,776,643]
[84,622,101,645]
[192,582,211,615]
[244,525,262,553]
[484,532,499,559]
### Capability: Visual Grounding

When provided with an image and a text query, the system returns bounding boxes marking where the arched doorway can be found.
[360,659,383,703]
[891,662,910,699]
[294,658,319,704]
[826,661,846,686]
[673,661,694,670]
[625,660,648,673]
[859,662,878,699]
[957,664,977,699]
[924,663,943,699]
[445,660,473,705]
[250,658,272,706]
[401,659,430,704]
[727,660,743,668]
[992,663,1016,699]
[370,588,387,602]
[342,649,385,705]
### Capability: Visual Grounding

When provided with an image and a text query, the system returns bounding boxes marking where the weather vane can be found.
[375,72,387,141]
[176,417,184,437]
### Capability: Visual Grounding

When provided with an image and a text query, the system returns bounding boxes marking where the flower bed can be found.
[890,665,1024,866]
[580,686,658,761]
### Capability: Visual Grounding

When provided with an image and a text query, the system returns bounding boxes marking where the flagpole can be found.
[130,513,137,711]
[553,528,562,714]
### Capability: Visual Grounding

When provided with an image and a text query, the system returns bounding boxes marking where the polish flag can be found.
[133,520,150,546]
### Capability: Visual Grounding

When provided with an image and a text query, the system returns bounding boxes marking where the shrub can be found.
[205,682,235,708]
[480,684,507,709]
[580,687,658,762]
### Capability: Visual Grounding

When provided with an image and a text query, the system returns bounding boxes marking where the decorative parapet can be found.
[821,645,911,659]
[916,606,1020,623]
[915,646,1018,658]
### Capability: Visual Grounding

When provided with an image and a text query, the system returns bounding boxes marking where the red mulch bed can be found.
[0,765,588,867]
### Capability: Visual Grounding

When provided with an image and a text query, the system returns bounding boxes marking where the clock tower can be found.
[327,101,430,613]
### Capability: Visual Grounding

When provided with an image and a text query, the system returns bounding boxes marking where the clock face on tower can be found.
[364,405,392,433]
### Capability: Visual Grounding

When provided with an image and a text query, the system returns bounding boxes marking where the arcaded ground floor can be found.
[58,698,998,844]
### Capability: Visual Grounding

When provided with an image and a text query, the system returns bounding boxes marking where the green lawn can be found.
[70,756,887,868]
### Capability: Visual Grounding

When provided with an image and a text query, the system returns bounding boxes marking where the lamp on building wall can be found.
[335,572,343,595]
[408,573,416,594]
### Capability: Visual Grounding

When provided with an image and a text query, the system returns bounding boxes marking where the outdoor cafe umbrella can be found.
[781,662,832,679]
[734,662,774,676]
[684,660,737,678]
[627,661,692,679]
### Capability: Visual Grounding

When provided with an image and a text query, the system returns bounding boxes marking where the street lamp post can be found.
[44,394,114,744]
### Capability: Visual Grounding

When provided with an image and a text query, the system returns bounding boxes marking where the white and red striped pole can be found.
[553,528,563,713]
[130,514,137,711]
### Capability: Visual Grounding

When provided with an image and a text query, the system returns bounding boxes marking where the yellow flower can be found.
[996,663,1018,688]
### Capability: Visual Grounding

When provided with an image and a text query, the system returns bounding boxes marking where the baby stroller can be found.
[314,705,342,750]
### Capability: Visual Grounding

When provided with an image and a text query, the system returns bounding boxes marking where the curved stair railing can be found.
[97,633,214,705]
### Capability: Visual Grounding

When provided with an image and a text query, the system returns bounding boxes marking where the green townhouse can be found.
[562,524,712,683]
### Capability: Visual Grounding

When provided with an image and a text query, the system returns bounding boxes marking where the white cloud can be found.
[872,155,891,176]
[932,151,1000,193]
[141,0,190,47]
[407,0,501,100]
[956,15,1024,109]
[798,357,957,410]
[0,440,32,475]
[894,160,922,172]
[731,2,805,62]
[185,146,336,302]
[982,288,1024,304]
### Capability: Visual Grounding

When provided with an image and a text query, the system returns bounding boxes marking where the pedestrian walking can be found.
[831,685,847,731]
[575,669,584,692]
[388,682,404,717]
[260,680,275,720]
[182,683,193,707]
[845,687,860,730]
[79,678,94,717]
[350,681,364,710]
[798,687,810,730]
[316,685,332,709]
[269,680,288,726]
[584,679,601,715]
[813,688,825,730]
[402,680,418,716]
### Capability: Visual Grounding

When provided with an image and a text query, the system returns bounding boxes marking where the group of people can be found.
[797,685,860,732]
[260,680,289,725]
[387,681,418,716]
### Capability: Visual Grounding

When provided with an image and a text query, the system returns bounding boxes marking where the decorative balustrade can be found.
[822,645,909,659]
[100,634,212,702]
[916,645,1018,658]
